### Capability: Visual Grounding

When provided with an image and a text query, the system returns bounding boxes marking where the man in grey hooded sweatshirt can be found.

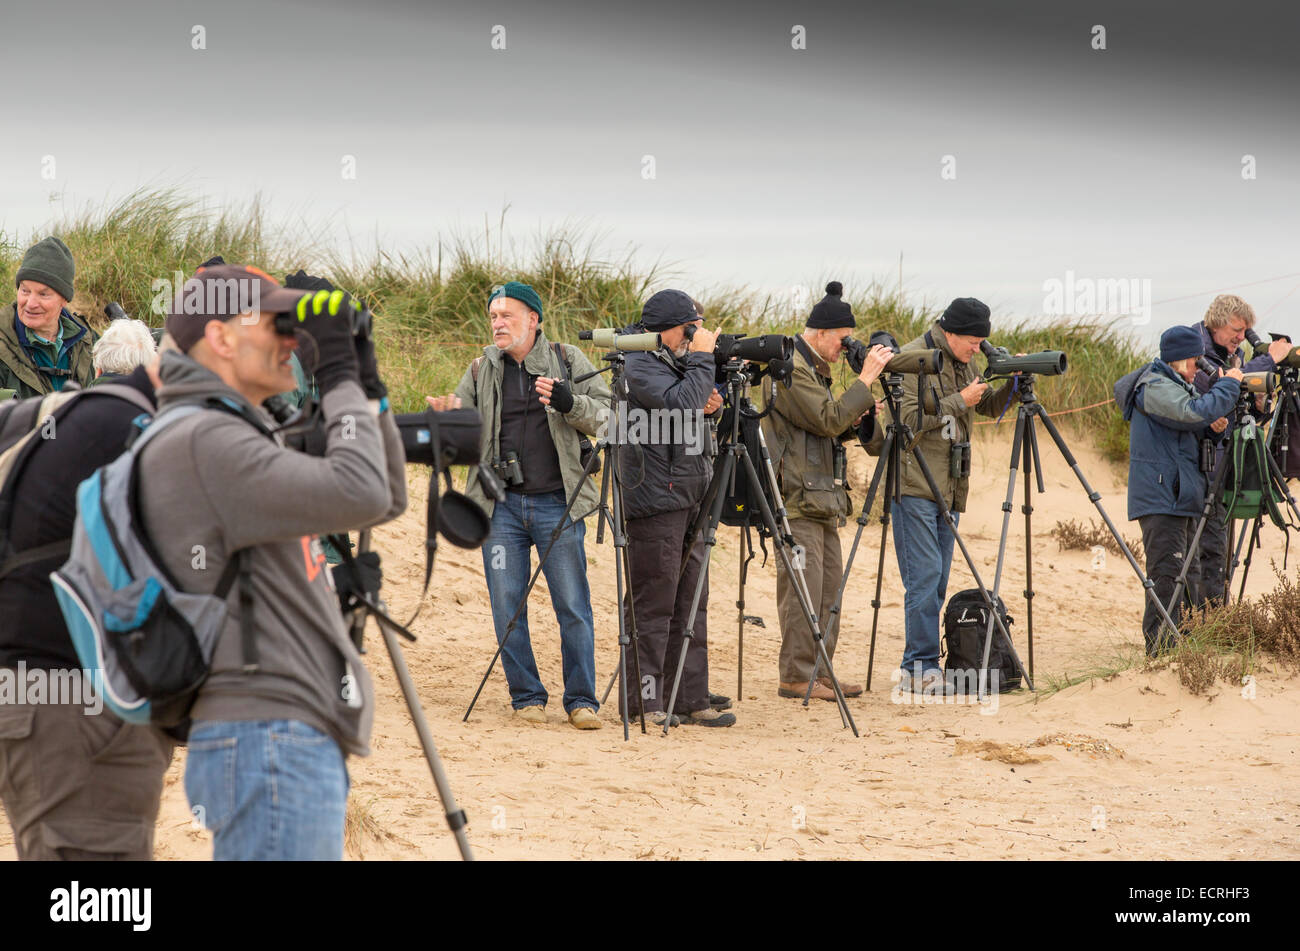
[140,264,406,860]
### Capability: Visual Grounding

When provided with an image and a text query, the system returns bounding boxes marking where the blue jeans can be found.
[892,495,959,675]
[482,490,598,713]
[184,719,349,861]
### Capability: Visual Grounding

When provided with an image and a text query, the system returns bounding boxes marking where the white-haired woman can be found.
[91,318,157,384]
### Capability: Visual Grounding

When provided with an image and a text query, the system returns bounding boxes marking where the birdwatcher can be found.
[1,237,96,400]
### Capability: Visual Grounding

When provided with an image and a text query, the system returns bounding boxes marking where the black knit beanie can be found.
[15,236,75,302]
[937,297,992,337]
[807,281,856,329]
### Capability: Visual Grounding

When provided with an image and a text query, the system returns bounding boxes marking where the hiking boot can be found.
[708,692,732,711]
[819,676,863,697]
[514,704,546,724]
[682,708,737,727]
[648,711,681,728]
[568,707,601,730]
[778,681,836,702]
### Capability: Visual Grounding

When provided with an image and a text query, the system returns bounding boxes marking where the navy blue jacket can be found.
[619,347,716,520]
[1189,320,1272,466]
[1116,360,1240,520]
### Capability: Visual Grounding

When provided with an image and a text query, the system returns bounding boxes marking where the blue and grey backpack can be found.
[51,403,255,727]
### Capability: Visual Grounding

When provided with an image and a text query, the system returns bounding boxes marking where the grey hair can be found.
[93,319,157,376]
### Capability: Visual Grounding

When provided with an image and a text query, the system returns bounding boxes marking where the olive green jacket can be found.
[453,329,611,519]
[887,322,1016,513]
[762,338,881,524]
[0,304,96,400]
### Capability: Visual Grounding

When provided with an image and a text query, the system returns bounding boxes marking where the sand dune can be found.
[3,425,1297,861]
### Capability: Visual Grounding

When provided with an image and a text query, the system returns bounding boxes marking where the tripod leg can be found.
[464,446,601,722]
[979,410,1028,700]
[810,430,894,694]
[737,523,751,701]
[1237,516,1262,601]
[1023,419,1039,682]
[738,447,858,735]
[663,450,736,734]
[899,423,1031,691]
[1164,450,1234,620]
[1030,406,1182,649]
[865,447,897,692]
[376,615,473,860]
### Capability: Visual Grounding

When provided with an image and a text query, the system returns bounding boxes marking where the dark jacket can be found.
[885,322,1016,513]
[1189,320,1271,465]
[0,304,96,400]
[0,367,156,669]
[1116,359,1240,520]
[762,336,880,523]
[138,353,407,757]
[619,346,716,520]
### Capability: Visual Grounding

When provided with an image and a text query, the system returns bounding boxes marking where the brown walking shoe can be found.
[778,681,836,702]
[819,676,863,697]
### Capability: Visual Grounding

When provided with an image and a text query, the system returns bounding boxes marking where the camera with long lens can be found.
[394,407,483,467]
[1196,356,1276,395]
[683,325,795,383]
[578,328,662,351]
[980,340,1068,378]
[843,333,945,375]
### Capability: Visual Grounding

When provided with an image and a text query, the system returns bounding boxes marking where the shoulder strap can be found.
[924,330,935,350]
[552,342,573,381]
[129,401,262,672]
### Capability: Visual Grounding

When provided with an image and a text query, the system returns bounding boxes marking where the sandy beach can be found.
[3,425,1297,861]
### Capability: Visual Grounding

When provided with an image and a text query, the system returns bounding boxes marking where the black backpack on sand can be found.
[942,588,1021,693]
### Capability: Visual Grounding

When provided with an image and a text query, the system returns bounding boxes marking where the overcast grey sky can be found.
[1,0,1297,342]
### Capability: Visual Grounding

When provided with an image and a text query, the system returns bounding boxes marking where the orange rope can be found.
[975,398,1116,425]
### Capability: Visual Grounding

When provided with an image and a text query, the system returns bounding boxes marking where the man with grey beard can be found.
[431,281,610,729]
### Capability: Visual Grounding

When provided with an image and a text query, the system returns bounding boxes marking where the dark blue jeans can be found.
[482,490,598,713]
[892,495,958,675]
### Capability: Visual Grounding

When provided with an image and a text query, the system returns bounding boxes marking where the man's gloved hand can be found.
[547,378,574,414]
[284,269,336,293]
[355,332,388,402]
[289,289,362,396]
[332,550,382,613]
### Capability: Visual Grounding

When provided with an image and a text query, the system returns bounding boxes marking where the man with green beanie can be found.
[428,280,610,730]
[0,236,96,399]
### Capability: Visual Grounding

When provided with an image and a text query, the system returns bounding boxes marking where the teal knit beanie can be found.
[489,281,544,322]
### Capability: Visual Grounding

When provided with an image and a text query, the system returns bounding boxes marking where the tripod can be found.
[815,370,1028,703]
[462,352,650,740]
[663,359,860,736]
[331,530,474,861]
[1176,384,1300,612]
[982,373,1181,693]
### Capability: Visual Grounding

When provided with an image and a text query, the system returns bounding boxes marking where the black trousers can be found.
[1199,497,1229,606]
[1139,514,1202,656]
[619,508,710,715]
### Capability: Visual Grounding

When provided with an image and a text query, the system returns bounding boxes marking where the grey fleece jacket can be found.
[138,352,407,756]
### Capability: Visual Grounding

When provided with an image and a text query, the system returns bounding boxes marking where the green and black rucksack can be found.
[1222,418,1289,529]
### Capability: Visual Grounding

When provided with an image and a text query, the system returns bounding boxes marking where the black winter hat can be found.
[938,297,992,337]
[16,236,75,302]
[641,289,699,331]
[807,281,856,329]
